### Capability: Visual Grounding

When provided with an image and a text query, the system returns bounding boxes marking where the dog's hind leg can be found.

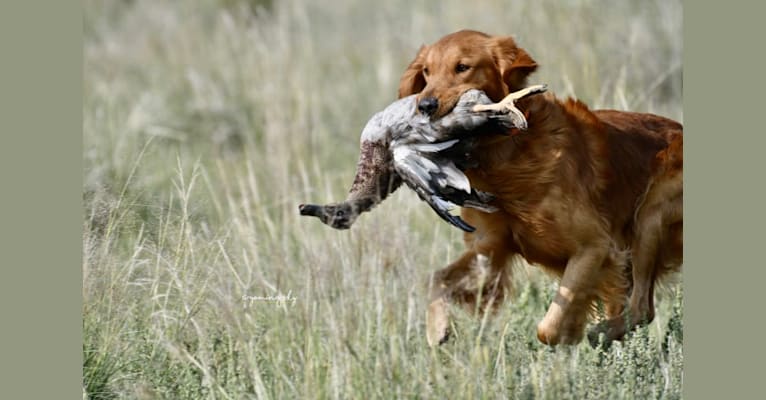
[588,137,683,346]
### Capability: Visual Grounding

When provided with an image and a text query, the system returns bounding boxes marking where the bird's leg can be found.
[472,84,548,113]
[472,84,548,130]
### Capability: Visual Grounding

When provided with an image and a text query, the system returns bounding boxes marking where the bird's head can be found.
[298,198,376,230]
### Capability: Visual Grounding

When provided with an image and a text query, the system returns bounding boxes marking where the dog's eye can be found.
[335,210,346,218]
[455,63,470,73]
[423,67,429,76]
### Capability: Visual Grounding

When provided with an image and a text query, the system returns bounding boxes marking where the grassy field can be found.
[83,0,683,398]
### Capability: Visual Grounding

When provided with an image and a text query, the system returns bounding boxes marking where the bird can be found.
[299,85,547,232]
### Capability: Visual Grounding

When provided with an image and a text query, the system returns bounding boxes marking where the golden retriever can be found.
[398,30,683,346]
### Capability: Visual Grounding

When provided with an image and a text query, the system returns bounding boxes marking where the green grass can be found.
[83,0,683,398]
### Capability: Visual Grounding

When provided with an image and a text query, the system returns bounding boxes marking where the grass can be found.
[83,0,683,398]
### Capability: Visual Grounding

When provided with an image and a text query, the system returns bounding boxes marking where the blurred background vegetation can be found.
[83,0,682,398]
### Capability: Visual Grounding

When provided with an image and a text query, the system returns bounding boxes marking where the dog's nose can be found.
[418,97,439,116]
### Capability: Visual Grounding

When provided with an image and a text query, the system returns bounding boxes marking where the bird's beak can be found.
[298,204,322,217]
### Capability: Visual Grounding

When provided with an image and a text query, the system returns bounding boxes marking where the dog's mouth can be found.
[417,96,461,120]
[433,98,461,119]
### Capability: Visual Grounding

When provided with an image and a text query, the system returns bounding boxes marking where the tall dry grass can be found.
[83,0,682,398]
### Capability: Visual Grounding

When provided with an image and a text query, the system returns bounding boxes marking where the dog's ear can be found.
[398,45,428,98]
[490,36,538,93]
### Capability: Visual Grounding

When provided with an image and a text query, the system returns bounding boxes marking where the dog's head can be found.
[398,30,538,119]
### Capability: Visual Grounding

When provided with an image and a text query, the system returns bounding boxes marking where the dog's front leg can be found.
[536,245,609,345]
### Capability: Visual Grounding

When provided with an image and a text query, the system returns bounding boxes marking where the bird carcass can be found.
[299,84,547,232]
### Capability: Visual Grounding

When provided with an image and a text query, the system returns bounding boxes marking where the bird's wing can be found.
[393,143,471,194]
[432,158,471,194]
[392,144,478,232]
[407,138,458,153]
[426,195,476,232]
[392,146,438,191]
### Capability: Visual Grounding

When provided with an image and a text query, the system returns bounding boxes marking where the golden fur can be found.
[398,30,683,346]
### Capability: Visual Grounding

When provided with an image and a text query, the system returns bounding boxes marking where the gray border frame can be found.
[2,1,763,398]
[0,1,82,398]
[683,2,766,399]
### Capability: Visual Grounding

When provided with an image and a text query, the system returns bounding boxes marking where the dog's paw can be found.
[587,319,625,349]
[426,298,451,346]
